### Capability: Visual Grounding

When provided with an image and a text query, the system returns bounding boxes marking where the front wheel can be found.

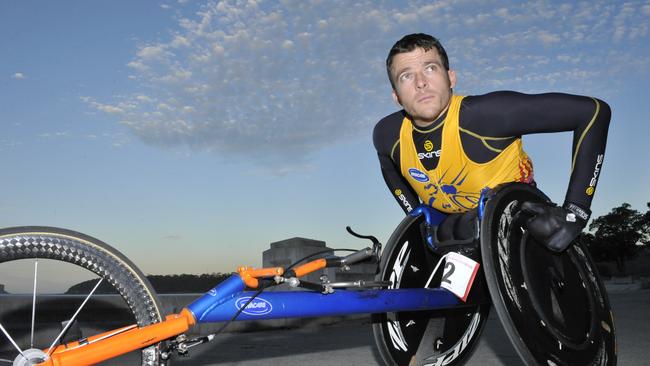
[480,183,616,365]
[372,216,490,366]
[0,227,165,366]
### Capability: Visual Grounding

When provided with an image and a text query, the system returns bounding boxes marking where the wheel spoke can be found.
[425,254,449,288]
[46,278,103,356]
[0,321,28,362]
[31,259,39,348]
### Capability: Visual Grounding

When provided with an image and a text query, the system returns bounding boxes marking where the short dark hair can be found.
[386,33,450,90]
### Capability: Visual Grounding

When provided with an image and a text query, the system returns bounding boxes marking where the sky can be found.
[1,0,649,277]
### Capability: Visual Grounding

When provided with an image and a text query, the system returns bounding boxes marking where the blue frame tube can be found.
[187,276,461,323]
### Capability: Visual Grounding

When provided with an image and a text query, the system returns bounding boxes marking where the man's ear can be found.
[392,89,402,106]
[448,69,457,88]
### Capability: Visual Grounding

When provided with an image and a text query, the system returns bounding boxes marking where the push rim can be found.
[480,183,616,366]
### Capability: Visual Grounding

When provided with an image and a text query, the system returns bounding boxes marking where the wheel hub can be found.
[13,348,48,366]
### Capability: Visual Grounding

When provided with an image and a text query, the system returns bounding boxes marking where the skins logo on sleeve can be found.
[586,154,604,196]
[394,189,413,212]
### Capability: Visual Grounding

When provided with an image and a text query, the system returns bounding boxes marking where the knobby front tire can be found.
[372,215,490,366]
[0,226,165,366]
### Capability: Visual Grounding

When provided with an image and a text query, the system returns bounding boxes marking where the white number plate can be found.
[440,252,480,302]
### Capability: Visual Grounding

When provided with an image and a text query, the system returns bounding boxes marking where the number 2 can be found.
[442,261,455,284]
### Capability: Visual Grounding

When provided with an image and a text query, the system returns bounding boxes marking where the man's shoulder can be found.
[461,91,522,106]
[375,110,406,128]
[373,110,405,152]
[460,91,527,129]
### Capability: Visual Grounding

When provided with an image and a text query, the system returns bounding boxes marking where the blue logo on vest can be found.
[408,168,429,183]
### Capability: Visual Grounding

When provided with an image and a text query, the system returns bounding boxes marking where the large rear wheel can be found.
[0,226,165,365]
[373,215,490,366]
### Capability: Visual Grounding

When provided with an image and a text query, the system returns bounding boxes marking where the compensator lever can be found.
[345,226,382,262]
[161,333,215,360]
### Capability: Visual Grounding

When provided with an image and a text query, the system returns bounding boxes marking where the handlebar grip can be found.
[341,247,373,265]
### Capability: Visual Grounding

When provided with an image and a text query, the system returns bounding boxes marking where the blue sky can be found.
[2,0,649,276]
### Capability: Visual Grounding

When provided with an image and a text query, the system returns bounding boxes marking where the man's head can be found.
[386,33,456,127]
[386,33,450,89]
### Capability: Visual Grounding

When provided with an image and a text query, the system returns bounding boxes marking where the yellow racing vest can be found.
[399,95,533,213]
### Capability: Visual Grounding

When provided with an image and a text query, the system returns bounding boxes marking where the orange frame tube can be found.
[237,266,284,288]
[34,261,326,365]
[292,258,327,277]
[36,308,196,366]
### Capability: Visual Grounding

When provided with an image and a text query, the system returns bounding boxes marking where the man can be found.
[373,33,611,252]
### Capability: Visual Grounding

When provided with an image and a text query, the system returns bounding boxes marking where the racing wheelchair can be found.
[0,183,616,365]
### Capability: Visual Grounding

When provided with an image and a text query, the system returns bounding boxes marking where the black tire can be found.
[0,226,166,366]
[373,215,490,366]
[480,183,616,365]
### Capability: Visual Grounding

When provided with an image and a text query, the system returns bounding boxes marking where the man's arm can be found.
[463,91,611,212]
[373,115,420,214]
[463,91,611,251]
[376,152,419,214]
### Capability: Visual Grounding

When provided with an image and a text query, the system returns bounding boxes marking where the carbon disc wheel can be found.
[373,215,490,366]
[480,183,616,365]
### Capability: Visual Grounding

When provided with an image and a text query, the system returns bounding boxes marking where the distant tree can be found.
[587,203,648,275]
[643,202,650,244]
[66,279,118,294]
[580,232,610,262]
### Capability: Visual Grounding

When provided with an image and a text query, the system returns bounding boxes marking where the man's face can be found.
[390,47,456,127]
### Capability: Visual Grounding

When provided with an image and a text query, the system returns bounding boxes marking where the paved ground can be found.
[171,289,649,365]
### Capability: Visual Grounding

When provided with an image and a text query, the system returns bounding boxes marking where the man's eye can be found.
[425,64,437,72]
[399,73,412,82]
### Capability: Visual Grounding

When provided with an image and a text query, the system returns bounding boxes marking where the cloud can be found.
[0,139,21,151]
[38,131,69,138]
[136,94,154,102]
[643,3,650,15]
[537,30,561,45]
[81,96,129,114]
[12,73,26,79]
[88,0,650,167]
[101,132,131,148]
[557,54,582,64]
[171,35,190,48]
[136,45,166,59]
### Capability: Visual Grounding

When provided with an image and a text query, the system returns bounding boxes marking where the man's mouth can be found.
[417,95,434,103]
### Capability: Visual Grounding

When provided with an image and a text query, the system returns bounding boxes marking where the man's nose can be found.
[415,72,427,89]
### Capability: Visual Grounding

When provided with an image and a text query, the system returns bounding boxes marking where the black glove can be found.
[521,201,590,252]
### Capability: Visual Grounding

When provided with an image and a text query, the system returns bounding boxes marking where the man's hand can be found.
[521,201,590,252]
[409,204,441,249]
